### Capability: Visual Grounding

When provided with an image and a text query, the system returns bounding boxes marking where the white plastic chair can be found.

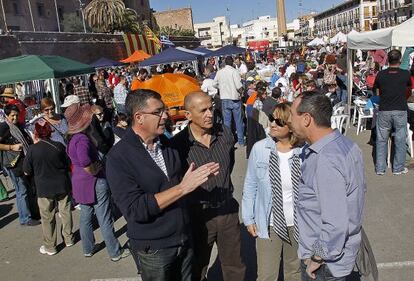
[356,106,373,135]
[331,114,349,135]
[407,123,413,158]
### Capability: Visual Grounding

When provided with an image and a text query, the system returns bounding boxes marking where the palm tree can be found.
[84,0,125,33]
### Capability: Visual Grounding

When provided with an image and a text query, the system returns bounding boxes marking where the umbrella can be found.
[120,50,151,63]
[90,57,125,68]
[136,73,201,107]
[207,45,246,57]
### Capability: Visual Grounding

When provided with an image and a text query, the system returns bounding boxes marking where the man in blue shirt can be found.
[289,92,366,280]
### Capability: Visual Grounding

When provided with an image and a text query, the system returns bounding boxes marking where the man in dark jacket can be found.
[106,89,219,281]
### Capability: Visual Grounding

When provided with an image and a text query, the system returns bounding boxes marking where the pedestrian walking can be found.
[214,56,245,146]
[243,103,301,281]
[106,89,219,281]
[289,92,366,280]
[172,92,246,281]
[23,121,74,256]
[65,104,128,262]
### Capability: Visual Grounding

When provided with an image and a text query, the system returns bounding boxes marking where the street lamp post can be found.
[79,0,87,33]
[0,0,7,32]
[53,0,61,32]
[27,0,36,31]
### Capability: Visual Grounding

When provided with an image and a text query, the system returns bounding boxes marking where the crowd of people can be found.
[3,42,413,281]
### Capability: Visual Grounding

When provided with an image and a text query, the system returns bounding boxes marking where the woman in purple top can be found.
[65,103,128,262]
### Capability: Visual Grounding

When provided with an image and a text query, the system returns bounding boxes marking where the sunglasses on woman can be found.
[268,115,287,127]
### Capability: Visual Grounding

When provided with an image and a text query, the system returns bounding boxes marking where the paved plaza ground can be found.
[1,127,414,281]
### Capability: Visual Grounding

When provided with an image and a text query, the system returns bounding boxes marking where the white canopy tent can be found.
[307,37,326,47]
[345,17,414,112]
[330,32,347,44]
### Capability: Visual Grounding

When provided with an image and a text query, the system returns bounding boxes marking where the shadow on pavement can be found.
[0,206,18,229]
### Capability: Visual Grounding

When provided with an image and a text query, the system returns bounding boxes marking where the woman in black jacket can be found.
[23,121,74,256]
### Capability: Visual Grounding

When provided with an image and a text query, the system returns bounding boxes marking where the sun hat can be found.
[61,95,80,108]
[0,88,16,98]
[64,104,93,134]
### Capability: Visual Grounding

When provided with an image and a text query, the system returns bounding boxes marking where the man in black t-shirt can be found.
[373,49,412,175]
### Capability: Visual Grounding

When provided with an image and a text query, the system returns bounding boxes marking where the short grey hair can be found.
[125,89,162,118]
[296,91,332,128]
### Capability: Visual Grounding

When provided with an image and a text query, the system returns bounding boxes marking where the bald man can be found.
[171,92,246,281]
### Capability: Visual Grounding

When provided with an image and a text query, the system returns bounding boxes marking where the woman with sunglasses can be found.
[39,98,68,146]
[242,102,302,281]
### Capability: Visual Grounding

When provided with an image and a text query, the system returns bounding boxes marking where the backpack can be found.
[297,62,306,74]
[323,66,337,85]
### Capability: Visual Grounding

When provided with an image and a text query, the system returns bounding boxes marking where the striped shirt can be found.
[172,124,235,206]
[142,139,168,179]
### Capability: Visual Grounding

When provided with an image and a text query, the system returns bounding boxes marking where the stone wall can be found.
[0,32,200,63]
[153,8,194,31]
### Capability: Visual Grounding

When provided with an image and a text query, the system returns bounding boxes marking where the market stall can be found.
[90,57,125,68]
[0,55,95,111]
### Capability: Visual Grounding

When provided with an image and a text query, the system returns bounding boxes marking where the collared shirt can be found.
[114,84,128,105]
[73,85,91,105]
[142,139,169,179]
[297,129,366,277]
[214,65,243,100]
[172,124,235,205]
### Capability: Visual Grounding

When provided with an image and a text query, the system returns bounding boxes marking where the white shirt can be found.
[214,65,243,100]
[237,63,248,76]
[113,84,127,105]
[269,150,294,227]
[201,78,218,97]
[285,65,296,79]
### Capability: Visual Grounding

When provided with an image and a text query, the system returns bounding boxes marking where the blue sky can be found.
[150,0,344,24]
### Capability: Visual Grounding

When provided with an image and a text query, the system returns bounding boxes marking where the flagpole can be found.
[53,0,61,32]
[27,0,36,31]
[0,0,7,31]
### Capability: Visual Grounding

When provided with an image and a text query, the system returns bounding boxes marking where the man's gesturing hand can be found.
[179,162,220,195]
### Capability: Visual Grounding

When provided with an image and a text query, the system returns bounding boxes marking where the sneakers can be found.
[376,171,385,176]
[393,167,408,175]
[39,245,57,256]
[65,242,74,247]
[84,245,98,257]
[111,248,131,262]
[22,219,41,226]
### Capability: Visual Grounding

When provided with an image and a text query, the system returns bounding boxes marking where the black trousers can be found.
[189,198,246,281]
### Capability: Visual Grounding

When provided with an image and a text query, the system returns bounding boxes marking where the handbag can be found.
[1,150,20,168]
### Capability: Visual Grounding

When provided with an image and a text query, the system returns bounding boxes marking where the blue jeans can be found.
[221,99,245,145]
[300,261,346,281]
[133,244,193,281]
[336,74,348,103]
[375,110,408,173]
[79,178,121,258]
[7,169,31,224]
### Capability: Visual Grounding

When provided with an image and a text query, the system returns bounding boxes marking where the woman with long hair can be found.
[242,102,302,281]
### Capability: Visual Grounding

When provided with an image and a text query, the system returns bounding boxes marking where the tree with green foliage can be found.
[61,13,87,32]
[84,0,125,33]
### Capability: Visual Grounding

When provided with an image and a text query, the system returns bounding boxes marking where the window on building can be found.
[364,20,370,31]
[37,2,45,17]
[364,7,370,18]
[372,6,377,17]
[12,2,19,15]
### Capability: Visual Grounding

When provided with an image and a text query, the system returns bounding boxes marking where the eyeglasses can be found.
[140,108,166,117]
[268,115,287,127]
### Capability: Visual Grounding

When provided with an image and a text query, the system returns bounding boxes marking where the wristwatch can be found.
[311,255,324,264]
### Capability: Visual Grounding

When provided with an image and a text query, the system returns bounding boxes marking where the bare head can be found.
[184,91,214,130]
